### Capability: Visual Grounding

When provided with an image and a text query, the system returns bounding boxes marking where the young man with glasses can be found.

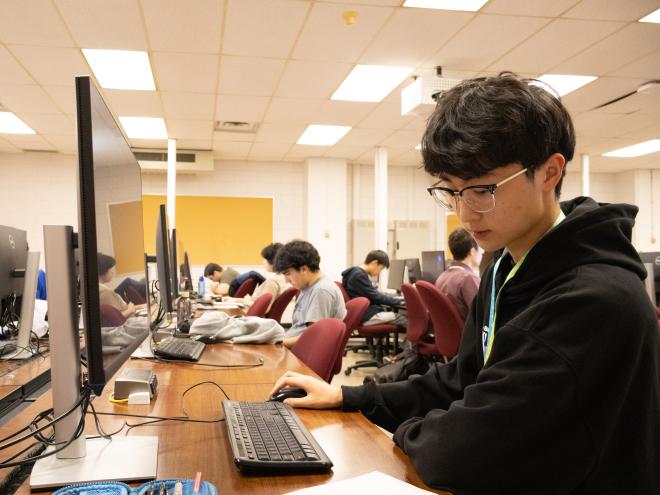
[272,74,660,493]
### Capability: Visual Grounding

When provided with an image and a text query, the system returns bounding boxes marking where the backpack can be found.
[364,344,429,384]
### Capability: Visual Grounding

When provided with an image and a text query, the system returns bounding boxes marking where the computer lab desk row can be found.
[0,343,446,495]
[0,354,52,417]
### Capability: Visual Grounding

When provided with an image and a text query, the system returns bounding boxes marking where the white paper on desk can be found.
[284,471,436,495]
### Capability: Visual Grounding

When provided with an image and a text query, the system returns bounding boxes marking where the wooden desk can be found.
[2,344,447,495]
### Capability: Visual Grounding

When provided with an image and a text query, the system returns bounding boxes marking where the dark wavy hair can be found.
[273,240,320,273]
[364,250,390,268]
[204,263,223,277]
[422,72,575,197]
[261,242,284,265]
[97,253,116,278]
[448,228,477,261]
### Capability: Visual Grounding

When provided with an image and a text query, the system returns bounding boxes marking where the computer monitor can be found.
[180,251,193,292]
[0,225,29,321]
[31,75,156,488]
[639,252,660,306]
[387,259,406,292]
[156,204,174,313]
[421,250,446,282]
[170,228,179,298]
[405,258,422,284]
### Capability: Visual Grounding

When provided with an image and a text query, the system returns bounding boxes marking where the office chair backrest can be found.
[332,297,370,376]
[246,293,273,318]
[265,287,299,323]
[124,284,146,305]
[415,280,465,359]
[100,304,126,327]
[291,319,346,383]
[233,277,257,298]
[335,281,350,303]
[400,283,429,344]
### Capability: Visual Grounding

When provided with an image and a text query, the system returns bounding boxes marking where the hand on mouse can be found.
[270,371,342,409]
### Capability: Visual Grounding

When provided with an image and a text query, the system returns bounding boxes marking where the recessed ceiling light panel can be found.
[603,139,660,158]
[118,116,167,139]
[82,49,156,90]
[332,65,413,103]
[0,112,36,134]
[297,125,351,146]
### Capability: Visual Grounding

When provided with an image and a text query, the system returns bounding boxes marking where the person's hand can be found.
[269,371,343,409]
[126,302,136,316]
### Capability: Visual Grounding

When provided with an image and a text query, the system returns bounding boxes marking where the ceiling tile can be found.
[165,119,213,140]
[0,46,34,85]
[223,0,310,58]
[428,14,550,71]
[175,138,212,149]
[562,0,660,21]
[562,77,647,113]
[313,100,376,126]
[482,0,579,17]
[293,3,393,63]
[323,144,371,160]
[43,134,77,153]
[17,113,76,135]
[217,56,286,96]
[0,84,62,114]
[357,102,415,130]
[215,94,269,122]
[8,46,89,86]
[275,60,353,99]
[263,97,324,124]
[611,49,660,79]
[552,23,660,75]
[42,85,77,114]
[340,127,393,146]
[161,92,215,119]
[129,138,168,148]
[248,141,291,160]
[3,134,57,151]
[488,19,625,73]
[141,0,223,53]
[0,0,74,46]
[589,90,660,115]
[213,130,255,143]
[255,123,306,143]
[379,128,422,147]
[0,136,21,152]
[212,141,251,159]
[284,144,321,161]
[103,89,163,117]
[152,52,219,93]
[54,0,147,50]
[323,0,400,5]
[359,8,473,66]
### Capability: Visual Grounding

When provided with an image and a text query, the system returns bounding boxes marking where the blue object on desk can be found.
[53,479,218,495]
[36,269,47,300]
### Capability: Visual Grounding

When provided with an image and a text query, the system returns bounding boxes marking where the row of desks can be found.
[0,342,446,494]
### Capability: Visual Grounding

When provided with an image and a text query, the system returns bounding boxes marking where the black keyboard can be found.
[154,337,205,361]
[223,400,333,474]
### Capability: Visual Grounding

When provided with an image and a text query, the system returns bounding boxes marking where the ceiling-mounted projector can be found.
[401,66,462,116]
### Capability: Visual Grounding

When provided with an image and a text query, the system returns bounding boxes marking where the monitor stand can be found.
[31,226,158,489]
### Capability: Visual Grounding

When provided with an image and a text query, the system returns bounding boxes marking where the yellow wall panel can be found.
[142,195,273,266]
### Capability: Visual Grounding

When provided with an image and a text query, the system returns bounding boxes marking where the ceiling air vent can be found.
[214,121,259,133]
[133,149,213,173]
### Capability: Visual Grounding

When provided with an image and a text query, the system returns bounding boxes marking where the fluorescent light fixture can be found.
[119,116,167,139]
[402,0,489,12]
[533,74,597,97]
[297,124,351,146]
[82,49,156,90]
[639,8,660,23]
[332,65,414,102]
[0,112,35,134]
[603,139,660,158]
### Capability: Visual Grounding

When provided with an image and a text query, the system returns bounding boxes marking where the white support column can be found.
[167,138,177,229]
[374,147,388,287]
[581,153,590,197]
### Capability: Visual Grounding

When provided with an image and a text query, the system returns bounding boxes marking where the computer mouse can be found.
[269,386,307,402]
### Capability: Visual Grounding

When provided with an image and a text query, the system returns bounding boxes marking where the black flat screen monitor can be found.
[387,259,406,292]
[156,204,174,313]
[180,251,193,292]
[0,226,28,312]
[421,250,446,283]
[405,258,422,284]
[170,228,179,298]
[639,252,660,305]
[76,75,148,394]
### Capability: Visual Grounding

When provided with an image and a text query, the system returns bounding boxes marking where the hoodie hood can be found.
[505,197,645,297]
[341,266,363,281]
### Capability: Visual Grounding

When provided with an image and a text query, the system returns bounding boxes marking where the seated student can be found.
[341,250,407,326]
[228,243,288,311]
[434,228,482,321]
[270,74,660,493]
[273,240,346,348]
[220,266,240,285]
[203,263,231,296]
[97,253,146,319]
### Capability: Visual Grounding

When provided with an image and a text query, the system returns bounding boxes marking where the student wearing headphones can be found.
[272,74,660,493]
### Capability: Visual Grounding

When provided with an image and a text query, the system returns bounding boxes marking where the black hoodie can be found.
[342,198,660,494]
[341,266,403,322]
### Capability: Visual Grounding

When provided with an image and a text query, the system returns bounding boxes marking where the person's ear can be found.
[540,153,565,193]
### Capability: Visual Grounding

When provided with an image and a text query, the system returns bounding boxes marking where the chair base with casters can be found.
[344,323,401,375]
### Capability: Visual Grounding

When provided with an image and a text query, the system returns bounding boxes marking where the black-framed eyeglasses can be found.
[426,167,528,213]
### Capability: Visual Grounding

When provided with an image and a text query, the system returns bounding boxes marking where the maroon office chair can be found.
[415,280,465,362]
[100,304,126,327]
[123,284,146,305]
[246,293,273,318]
[233,278,257,298]
[335,281,350,303]
[291,319,347,383]
[400,283,439,357]
[332,297,369,376]
[265,287,299,323]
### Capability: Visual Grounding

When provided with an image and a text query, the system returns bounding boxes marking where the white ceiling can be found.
[0,0,658,172]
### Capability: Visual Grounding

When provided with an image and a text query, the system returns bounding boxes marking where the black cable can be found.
[135,355,264,368]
